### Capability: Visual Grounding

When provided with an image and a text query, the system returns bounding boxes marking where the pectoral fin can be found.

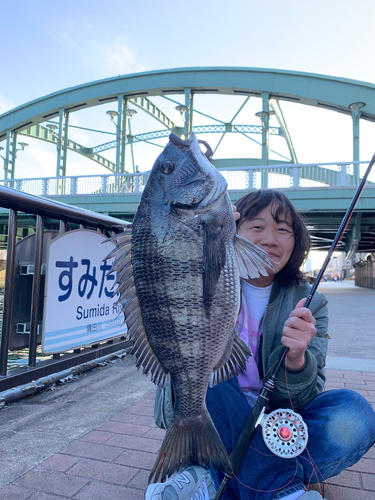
[234,234,278,279]
[202,219,226,312]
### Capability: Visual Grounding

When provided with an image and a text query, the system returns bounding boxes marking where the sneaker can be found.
[299,491,327,500]
[144,465,217,500]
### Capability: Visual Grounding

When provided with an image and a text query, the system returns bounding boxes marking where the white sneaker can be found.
[144,465,217,500]
[299,491,327,500]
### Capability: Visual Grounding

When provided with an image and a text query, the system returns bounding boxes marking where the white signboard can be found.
[42,229,127,354]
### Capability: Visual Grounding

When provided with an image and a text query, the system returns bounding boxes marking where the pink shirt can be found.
[236,280,272,395]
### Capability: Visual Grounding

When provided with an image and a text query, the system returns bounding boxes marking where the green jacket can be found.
[262,280,328,411]
[154,280,329,429]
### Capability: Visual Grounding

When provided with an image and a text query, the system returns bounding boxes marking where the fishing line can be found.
[231,457,299,493]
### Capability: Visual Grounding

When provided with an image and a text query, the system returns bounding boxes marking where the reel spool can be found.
[261,409,308,458]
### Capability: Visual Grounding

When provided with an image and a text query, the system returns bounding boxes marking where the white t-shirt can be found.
[236,279,272,406]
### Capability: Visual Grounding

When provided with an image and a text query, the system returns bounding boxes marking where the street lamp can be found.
[18,142,29,151]
[349,102,366,184]
[255,111,270,121]
[0,142,29,158]
[46,124,58,133]
[127,109,137,172]
[349,102,365,113]
[176,105,188,115]
[127,109,137,118]
[1,141,29,179]
[176,105,188,124]
[106,110,120,124]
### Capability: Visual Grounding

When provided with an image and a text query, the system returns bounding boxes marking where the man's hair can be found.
[235,189,311,287]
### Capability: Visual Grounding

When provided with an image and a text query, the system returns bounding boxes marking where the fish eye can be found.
[161,161,174,174]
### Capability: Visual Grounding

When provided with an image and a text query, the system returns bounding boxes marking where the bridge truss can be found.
[1,67,375,255]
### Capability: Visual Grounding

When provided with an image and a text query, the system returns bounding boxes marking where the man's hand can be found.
[282,298,316,370]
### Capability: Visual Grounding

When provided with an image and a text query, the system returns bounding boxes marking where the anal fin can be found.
[209,334,252,387]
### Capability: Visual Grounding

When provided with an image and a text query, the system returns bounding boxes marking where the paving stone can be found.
[123,405,154,417]
[109,412,138,423]
[14,470,89,497]
[78,430,113,444]
[325,469,362,488]
[73,480,144,500]
[104,433,161,453]
[132,414,157,426]
[348,457,375,474]
[28,492,71,499]
[114,449,157,470]
[323,484,375,500]
[95,421,151,436]
[67,458,137,485]
[126,468,150,489]
[0,484,36,499]
[60,441,123,462]
[362,472,375,491]
[143,427,166,440]
[39,454,81,473]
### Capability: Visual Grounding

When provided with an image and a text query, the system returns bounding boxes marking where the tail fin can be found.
[149,409,232,484]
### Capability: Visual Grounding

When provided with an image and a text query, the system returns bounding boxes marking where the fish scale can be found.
[106,132,277,483]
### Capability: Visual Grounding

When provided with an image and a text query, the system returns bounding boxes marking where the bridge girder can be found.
[2,67,375,141]
[1,66,374,182]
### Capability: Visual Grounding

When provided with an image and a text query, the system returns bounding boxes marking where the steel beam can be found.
[3,67,375,144]
[21,125,117,172]
[130,96,178,131]
[270,99,298,163]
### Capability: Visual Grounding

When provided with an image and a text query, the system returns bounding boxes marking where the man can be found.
[146,189,375,500]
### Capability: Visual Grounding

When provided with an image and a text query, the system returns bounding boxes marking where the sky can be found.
[1,0,375,182]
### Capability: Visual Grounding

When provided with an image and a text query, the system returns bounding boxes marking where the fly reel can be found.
[261,409,308,458]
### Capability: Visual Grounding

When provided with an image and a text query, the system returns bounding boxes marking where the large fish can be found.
[106,133,277,484]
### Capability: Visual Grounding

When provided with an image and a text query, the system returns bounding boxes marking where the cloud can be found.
[0,94,16,115]
[83,40,147,76]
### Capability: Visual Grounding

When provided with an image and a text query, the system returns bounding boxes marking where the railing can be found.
[0,161,373,197]
[354,254,375,289]
[0,185,130,392]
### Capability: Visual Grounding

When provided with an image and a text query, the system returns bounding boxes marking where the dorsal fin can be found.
[105,227,169,387]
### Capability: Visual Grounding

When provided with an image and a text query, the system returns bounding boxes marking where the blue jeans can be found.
[206,378,375,500]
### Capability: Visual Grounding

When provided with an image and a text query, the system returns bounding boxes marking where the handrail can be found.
[0,185,127,228]
[0,160,373,196]
[0,185,129,391]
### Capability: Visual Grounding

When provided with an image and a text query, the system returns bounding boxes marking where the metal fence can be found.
[0,161,373,196]
[354,254,375,289]
[0,185,130,392]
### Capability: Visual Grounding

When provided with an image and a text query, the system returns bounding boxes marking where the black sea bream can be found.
[106,133,276,483]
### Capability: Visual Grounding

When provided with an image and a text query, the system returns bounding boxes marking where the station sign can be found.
[42,229,127,354]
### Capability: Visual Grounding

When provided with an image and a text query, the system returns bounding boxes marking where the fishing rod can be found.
[214,153,375,500]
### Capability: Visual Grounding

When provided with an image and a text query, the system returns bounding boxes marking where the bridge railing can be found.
[0,161,372,196]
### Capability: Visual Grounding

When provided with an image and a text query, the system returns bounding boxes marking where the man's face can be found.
[237,203,295,285]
